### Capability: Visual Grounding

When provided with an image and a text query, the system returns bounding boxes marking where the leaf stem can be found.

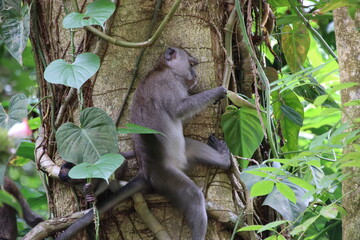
[70,0,182,48]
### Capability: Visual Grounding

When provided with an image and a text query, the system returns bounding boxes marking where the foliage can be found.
[226,0,360,239]
[63,0,115,29]
[1,0,359,239]
[44,53,100,90]
[0,1,30,65]
[56,107,119,164]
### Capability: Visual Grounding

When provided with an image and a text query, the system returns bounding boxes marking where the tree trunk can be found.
[30,0,243,239]
[333,7,360,240]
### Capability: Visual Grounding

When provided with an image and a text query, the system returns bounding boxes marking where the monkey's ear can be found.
[165,47,176,61]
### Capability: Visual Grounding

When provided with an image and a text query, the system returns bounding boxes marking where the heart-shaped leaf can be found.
[0,94,28,129]
[63,0,116,29]
[0,5,30,66]
[221,106,265,168]
[69,153,124,183]
[56,107,118,164]
[44,53,100,89]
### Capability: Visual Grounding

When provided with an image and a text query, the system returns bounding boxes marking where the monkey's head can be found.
[164,47,199,87]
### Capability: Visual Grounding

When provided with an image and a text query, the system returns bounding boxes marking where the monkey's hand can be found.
[213,86,227,105]
[84,183,96,203]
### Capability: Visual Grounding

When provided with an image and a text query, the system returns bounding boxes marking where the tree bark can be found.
[30,0,243,239]
[333,7,360,240]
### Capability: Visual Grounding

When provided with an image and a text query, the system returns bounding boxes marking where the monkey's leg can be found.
[150,167,207,240]
[56,175,148,240]
[185,136,231,169]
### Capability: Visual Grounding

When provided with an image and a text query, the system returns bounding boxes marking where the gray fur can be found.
[130,47,230,240]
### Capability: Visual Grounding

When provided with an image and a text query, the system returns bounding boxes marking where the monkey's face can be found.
[165,47,198,83]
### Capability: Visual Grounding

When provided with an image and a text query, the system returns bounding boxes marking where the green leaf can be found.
[288,177,315,191]
[267,0,290,7]
[264,179,310,221]
[28,117,41,130]
[118,123,164,136]
[0,0,21,12]
[0,94,28,129]
[250,180,274,197]
[276,182,296,204]
[313,94,329,107]
[221,106,264,168]
[16,141,35,160]
[280,105,303,127]
[272,90,304,156]
[265,235,286,240]
[320,205,339,219]
[69,153,124,183]
[259,220,289,233]
[329,82,359,93]
[281,23,310,72]
[63,0,116,29]
[237,225,263,232]
[0,189,23,216]
[44,53,100,89]
[0,4,30,65]
[317,0,360,14]
[244,170,270,178]
[56,107,118,164]
[290,216,319,235]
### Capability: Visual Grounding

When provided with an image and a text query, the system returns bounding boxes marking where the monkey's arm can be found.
[176,87,226,119]
[55,175,149,240]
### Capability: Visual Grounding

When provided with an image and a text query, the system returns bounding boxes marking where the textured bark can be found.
[30,0,244,239]
[333,7,360,240]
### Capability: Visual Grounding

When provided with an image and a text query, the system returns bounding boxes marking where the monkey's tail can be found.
[56,175,148,240]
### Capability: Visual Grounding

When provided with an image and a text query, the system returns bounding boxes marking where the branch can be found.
[35,127,60,178]
[222,8,237,89]
[70,0,182,48]
[132,192,171,240]
[22,210,90,240]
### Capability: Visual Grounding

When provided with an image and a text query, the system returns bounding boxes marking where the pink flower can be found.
[8,119,32,138]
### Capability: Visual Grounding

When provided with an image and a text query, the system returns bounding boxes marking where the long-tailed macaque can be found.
[56,47,231,240]
[0,177,44,240]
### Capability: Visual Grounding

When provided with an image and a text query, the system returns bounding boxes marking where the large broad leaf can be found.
[63,0,116,29]
[44,53,100,90]
[272,89,303,157]
[69,153,124,182]
[281,23,310,72]
[0,94,28,129]
[0,4,30,65]
[221,106,264,168]
[0,0,21,12]
[56,107,118,164]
